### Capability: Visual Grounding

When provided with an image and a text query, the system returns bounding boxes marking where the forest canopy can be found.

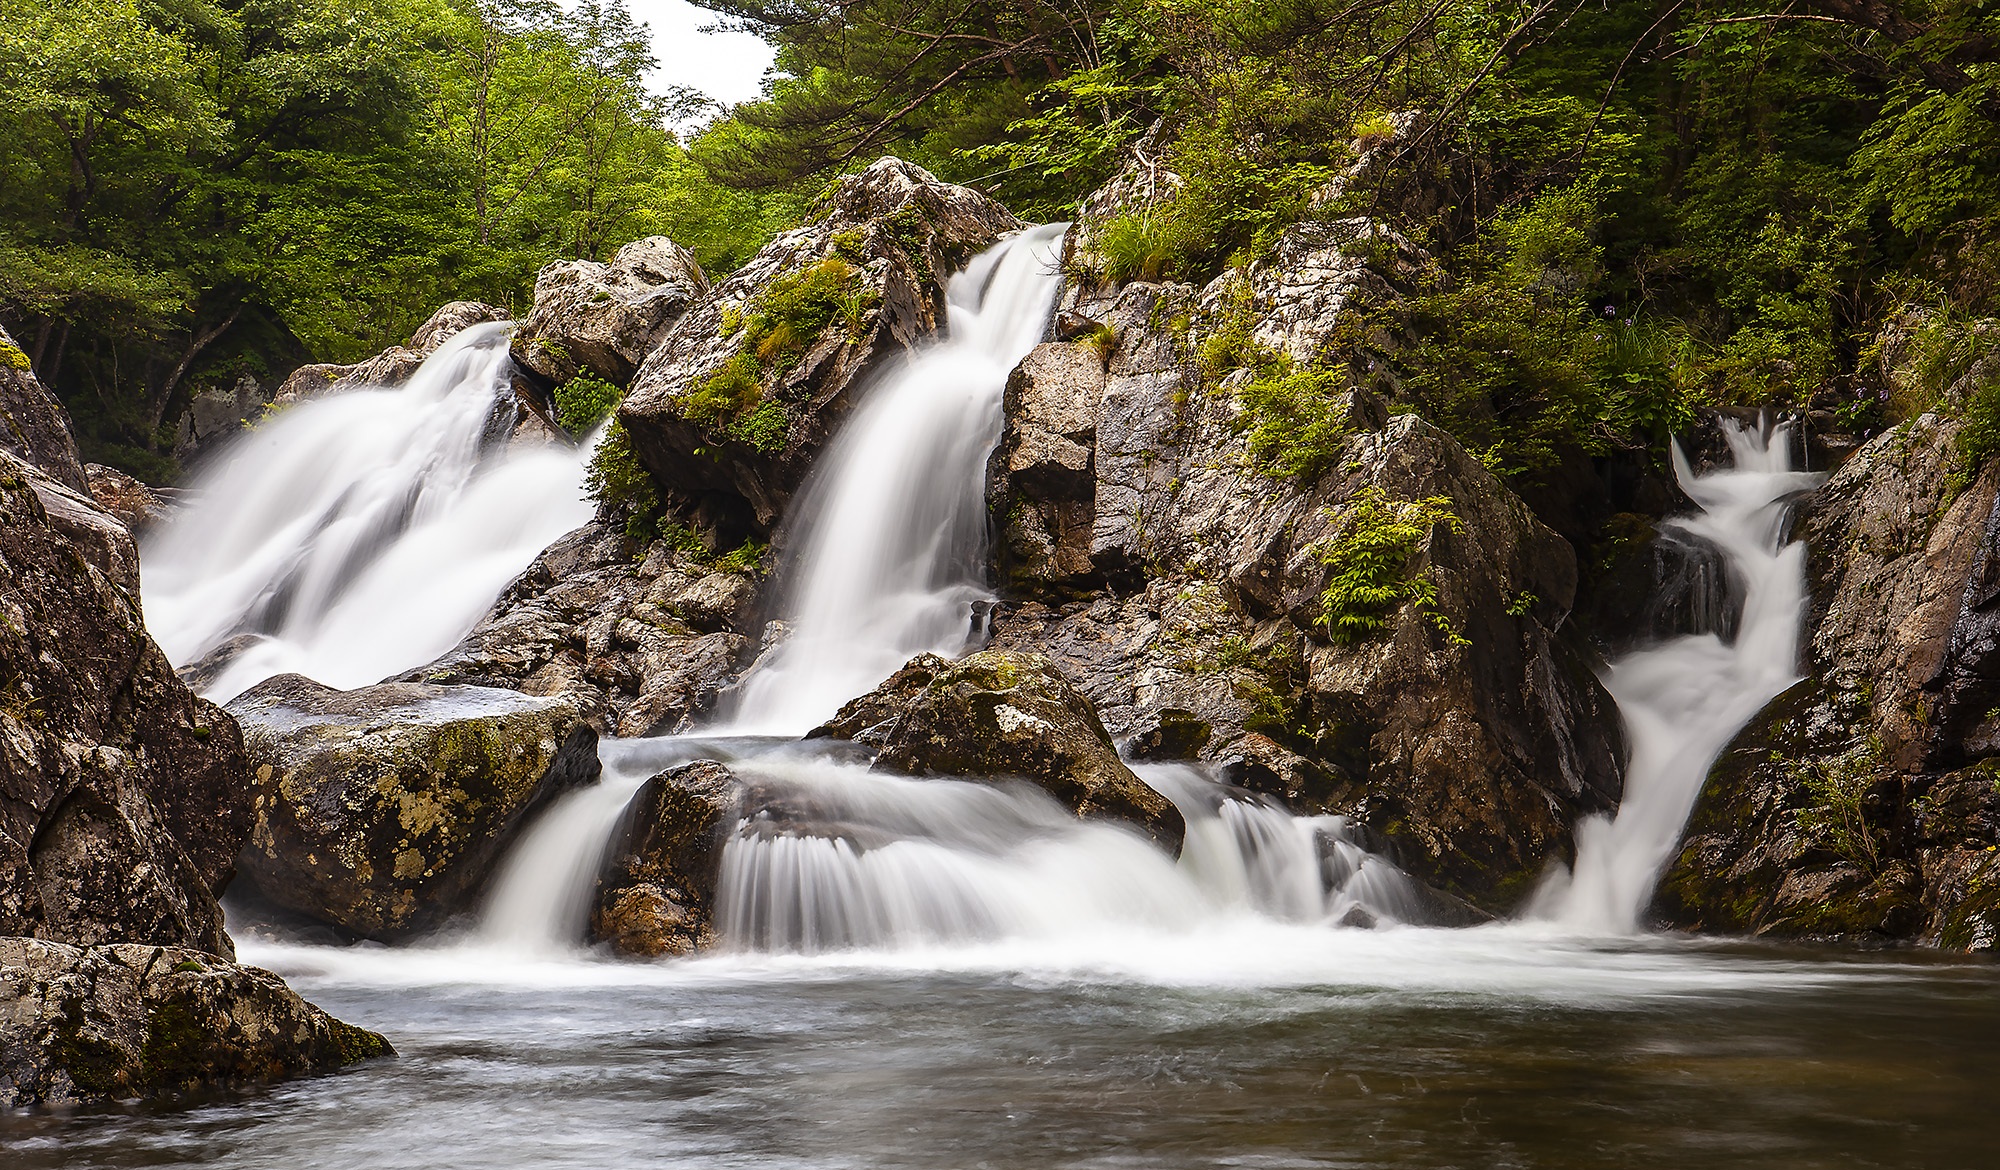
[5,0,1997,482]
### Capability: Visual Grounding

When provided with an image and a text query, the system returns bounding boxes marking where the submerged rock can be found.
[854,650,1186,850]
[512,237,708,390]
[620,157,1023,538]
[229,676,601,940]
[407,521,758,737]
[0,452,251,958]
[1658,415,2000,948]
[0,937,390,1108]
[589,761,741,957]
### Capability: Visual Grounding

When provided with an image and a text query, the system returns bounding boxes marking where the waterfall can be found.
[1533,420,1824,933]
[142,324,597,702]
[723,222,1070,734]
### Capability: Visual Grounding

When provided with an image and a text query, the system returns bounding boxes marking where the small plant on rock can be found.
[1315,489,1461,646]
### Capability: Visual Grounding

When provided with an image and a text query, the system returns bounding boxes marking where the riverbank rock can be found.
[1657,415,2000,948]
[1,452,251,958]
[826,650,1185,850]
[0,938,390,1108]
[84,463,174,535]
[589,761,740,957]
[229,676,601,940]
[272,301,509,403]
[620,157,1023,540]
[406,521,758,737]
[0,324,88,493]
[512,237,708,390]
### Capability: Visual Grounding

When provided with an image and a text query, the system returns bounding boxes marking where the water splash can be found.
[142,324,597,702]
[723,223,1070,734]
[1533,419,1824,933]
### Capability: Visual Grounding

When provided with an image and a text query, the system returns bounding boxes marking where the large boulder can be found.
[1,452,251,957]
[0,323,87,493]
[406,522,758,737]
[589,761,740,957]
[229,676,601,939]
[0,938,390,1108]
[1657,415,2000,948]
[829,650,1185,850]
[983,175,1624,908]
[620,157,1023,539]
[272,301,509,404]
[512,237,708,390]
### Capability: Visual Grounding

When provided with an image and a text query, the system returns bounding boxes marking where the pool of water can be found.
[7,926,1995,1169]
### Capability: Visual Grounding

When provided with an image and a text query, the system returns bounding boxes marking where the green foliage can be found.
[1793,741,1893,874]
[554,372,621,435]
[1236,366,1354,481]
[685,256,874,449]
[1314,489,1461,646]
[583,419,664,544]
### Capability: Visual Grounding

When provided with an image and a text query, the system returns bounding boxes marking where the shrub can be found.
[583,421,664,545]
[1315,489,1461,646]
[553,373,621,435]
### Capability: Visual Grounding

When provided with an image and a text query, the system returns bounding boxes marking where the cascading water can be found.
[142,323,597,702]
[1533,419,1824,933]
[476,225,1424,955]
[723,222,1070,734]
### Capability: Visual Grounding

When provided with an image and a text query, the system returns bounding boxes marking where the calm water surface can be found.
[5,927,1994,1169]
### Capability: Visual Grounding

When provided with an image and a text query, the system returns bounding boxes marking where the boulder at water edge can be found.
[230,676,601,940]
[0,452,250,957]
[832,650,1185,851]
[589,761,741,957]
[512,236,709,390]
[272,301,509,403]
[0,938,391,1108]
[620,157,1023,538]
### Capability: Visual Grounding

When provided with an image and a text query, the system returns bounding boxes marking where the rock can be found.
[228,675,601,940]
[806,653,951,747]
[0,324,87,493]
[272,301,508,404]
[865,650,1186,850]
[621,157,1023,539]
[0,937,390,1108]
[1657,415,2000,948]
[512,237,708,390]
[984,273,1623,907]
[173,374,271,464]
[85,462,173,536]
[406,522,758,737]
[588,761,741,957]
[0,452,252,957]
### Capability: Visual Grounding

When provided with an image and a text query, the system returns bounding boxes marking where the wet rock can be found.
[589,761,741,957]
[173,374,272,464]
[228,675,601,940]
[0,937,390,1108]
[0,452,252,957]
[512,237,708,390]
[272,301,508,404]
[85,463,173,536]
[805,653,950,747]
[407,522,759,737]
[866,650,1185,850]
[989,341,1107,590]
[0,324,87,493]
[1658,415,2000,948]
[621,158,1023,538]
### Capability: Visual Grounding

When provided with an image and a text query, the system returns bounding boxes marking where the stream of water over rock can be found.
[56,234,1999,1168]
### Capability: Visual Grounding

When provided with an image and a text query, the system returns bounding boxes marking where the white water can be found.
[1534,420,1824,933]
[723,222,1070,734]
[142,323,597,702]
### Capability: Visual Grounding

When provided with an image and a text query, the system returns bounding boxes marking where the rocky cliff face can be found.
[619,158,1023,540]
[0,325,87,494]
[1659,415,2000,948]
[976,180,1624,908]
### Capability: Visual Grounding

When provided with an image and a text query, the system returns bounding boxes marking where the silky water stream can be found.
[17,239,2000,1168]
